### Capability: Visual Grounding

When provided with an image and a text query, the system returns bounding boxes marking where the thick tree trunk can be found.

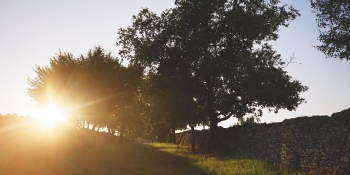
[206,77,223,153]
[190,124,196,153]
[209,115,222,153]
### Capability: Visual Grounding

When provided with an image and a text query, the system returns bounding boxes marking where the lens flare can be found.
[31,106,67,126]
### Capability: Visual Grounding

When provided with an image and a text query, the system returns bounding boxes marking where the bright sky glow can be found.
[30,106,67,126]
[0,0,349,127]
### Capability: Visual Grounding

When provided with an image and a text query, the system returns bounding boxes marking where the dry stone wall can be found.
[176,108,350,174]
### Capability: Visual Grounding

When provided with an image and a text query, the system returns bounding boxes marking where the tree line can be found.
[27,0,348,153]
[0,113,31,128]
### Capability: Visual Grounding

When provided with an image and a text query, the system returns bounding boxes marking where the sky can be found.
[0,0,349,127]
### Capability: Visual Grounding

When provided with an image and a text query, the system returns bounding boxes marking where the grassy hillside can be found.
[0,121,311,175]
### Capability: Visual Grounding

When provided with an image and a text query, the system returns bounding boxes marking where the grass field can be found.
[0,122,311,175]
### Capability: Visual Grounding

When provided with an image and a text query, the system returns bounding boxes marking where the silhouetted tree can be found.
[114,64,144,143]
[28,47,142,132]
[117,0,308,152]
[310,0,350,60]
[76,47,122,129]
[141,74,186,143]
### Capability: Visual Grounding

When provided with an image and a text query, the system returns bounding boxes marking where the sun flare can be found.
[31,106,67,126]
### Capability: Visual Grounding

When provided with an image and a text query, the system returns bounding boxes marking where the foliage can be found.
[311,0,350,60]
[27,47,142,134]
[117,0,308,151]
[142,72,200,143]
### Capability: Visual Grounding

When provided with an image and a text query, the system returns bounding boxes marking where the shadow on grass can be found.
[117,143,213,175]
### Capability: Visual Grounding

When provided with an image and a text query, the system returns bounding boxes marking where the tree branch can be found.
[218,112,232,122]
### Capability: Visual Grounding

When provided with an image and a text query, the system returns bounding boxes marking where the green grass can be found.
[0,123,312,174]
[148,143,311,175]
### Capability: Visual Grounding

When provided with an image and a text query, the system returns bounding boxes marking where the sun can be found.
[31,106,67,126]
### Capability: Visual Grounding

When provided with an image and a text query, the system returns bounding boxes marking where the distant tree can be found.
[117,0,308,152]
[310,0,350,60]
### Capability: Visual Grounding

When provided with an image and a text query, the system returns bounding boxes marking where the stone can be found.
[176,108,350,174]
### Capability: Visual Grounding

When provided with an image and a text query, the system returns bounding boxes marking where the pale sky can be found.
[0,0,349,127]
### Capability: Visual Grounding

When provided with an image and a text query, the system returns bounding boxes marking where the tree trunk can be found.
[85,120,89,129]
[206,77,223,153]
[169,130,173,143]
[119,124,126,143]
[88,121,92,129]
[209,114,222,153]
[80,121,84,129]
[171,123,176,144]
[190,124,196,153]
[106,125,111,133]
[158,125,168,143]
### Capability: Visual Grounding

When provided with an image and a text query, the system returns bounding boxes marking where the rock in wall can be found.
[176,108,350,174]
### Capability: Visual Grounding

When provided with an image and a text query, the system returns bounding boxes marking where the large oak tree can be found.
[117,0,308,152]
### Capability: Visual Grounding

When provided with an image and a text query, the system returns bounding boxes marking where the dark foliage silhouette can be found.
[117,0,308,152]
[311,0,350,60]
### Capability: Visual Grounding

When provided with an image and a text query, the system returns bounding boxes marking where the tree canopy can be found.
[117,0,308,151]
[311,0,350,60]
[27,47,143,138]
